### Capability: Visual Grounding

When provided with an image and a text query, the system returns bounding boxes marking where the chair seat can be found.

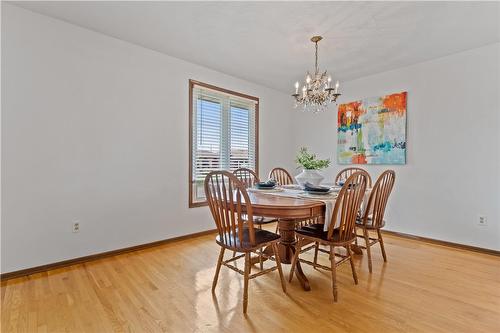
[216,228,280,250]
[356,217,385,229]
[295,223,356,243]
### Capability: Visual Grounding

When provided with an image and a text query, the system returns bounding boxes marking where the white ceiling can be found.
[10,1,500,92]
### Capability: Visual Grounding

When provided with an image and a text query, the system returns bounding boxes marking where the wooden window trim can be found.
[188,79,259,208]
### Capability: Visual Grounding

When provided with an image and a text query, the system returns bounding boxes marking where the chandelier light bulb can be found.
[335,80,339,93]
[294,81,299,94]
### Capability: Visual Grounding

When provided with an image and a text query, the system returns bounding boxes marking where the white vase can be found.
[295,169,324,186]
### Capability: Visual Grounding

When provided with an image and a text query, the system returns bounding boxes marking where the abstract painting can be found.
[337,91,407,164]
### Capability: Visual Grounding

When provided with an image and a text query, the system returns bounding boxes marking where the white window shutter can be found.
[191,83,257,204]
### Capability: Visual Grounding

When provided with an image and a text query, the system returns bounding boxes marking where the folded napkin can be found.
[304,182,331,192]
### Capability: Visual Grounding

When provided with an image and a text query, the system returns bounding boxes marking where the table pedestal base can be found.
[351,244,364,255]
[276,219,311,291]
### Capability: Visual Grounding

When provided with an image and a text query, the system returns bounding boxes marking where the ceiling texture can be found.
[10,1,500,92]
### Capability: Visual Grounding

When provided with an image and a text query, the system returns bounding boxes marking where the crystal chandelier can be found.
[292,36,341,113]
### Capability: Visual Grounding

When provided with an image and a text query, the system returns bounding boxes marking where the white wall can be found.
[292,43,500,250]
[1,5,296,273]
[3,4,499,274]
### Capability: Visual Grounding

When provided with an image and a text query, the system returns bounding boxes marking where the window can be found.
[189,80,259,207]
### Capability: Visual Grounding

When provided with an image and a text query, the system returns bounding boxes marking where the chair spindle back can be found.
[328,172,368,242]
[362,170,396,228]
[204,171,256,247]
[269,167,294,186]
[335,167,372,187]
[233,168,259,189]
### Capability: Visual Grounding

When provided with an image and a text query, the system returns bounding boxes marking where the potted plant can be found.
[295,147,331,186]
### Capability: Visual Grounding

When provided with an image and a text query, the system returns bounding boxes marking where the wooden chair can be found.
[233,167,259,188]
[335,167,372,187]
[356,170,396,273]
[289,172,368,302]
[233,168,279,267]
[205,171,286,313]
[269,167,294,186]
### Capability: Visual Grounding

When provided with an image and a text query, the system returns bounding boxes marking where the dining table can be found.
[242,189,365,291]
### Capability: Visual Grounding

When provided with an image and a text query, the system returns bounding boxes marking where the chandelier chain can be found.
[314,41,319,74]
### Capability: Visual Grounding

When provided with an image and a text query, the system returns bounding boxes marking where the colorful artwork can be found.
[337,92,407,164]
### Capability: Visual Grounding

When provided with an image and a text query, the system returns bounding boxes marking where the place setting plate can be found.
[297,182,339,199]
[248,180,284,193]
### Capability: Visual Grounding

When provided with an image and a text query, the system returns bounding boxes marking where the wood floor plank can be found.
[2,232,499,333]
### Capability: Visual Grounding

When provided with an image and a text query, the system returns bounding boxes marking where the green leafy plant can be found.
[295,147,331,170]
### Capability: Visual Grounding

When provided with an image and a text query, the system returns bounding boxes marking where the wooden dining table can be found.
[242,192,330,291]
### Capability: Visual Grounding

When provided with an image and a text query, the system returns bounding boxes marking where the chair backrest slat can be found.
[335,167,372,187]
[227,177,237,240]
[362,170,396,228]
[205,171,256,247]
[269,167,294,186]
[233,168,259,188]
[328,172,368,242]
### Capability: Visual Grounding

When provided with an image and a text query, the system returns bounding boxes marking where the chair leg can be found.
[330,246,338,302]
[212,247,225,292]
[289,238,303,282]
[272,243,286,293]
[243,252,251,314]
[275,221,279,234]
[378,229,387,262]
[259,247,264,270]
[363,228,373,273]
[313,242,319,267]
[347,245,358,285]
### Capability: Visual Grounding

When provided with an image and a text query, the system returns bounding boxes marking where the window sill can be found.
[189,201,208,208]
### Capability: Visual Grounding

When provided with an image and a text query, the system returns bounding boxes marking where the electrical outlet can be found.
[73,220,80,233]
[478,215,487,226]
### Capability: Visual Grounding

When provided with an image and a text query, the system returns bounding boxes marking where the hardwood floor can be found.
[2,231,499,333]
